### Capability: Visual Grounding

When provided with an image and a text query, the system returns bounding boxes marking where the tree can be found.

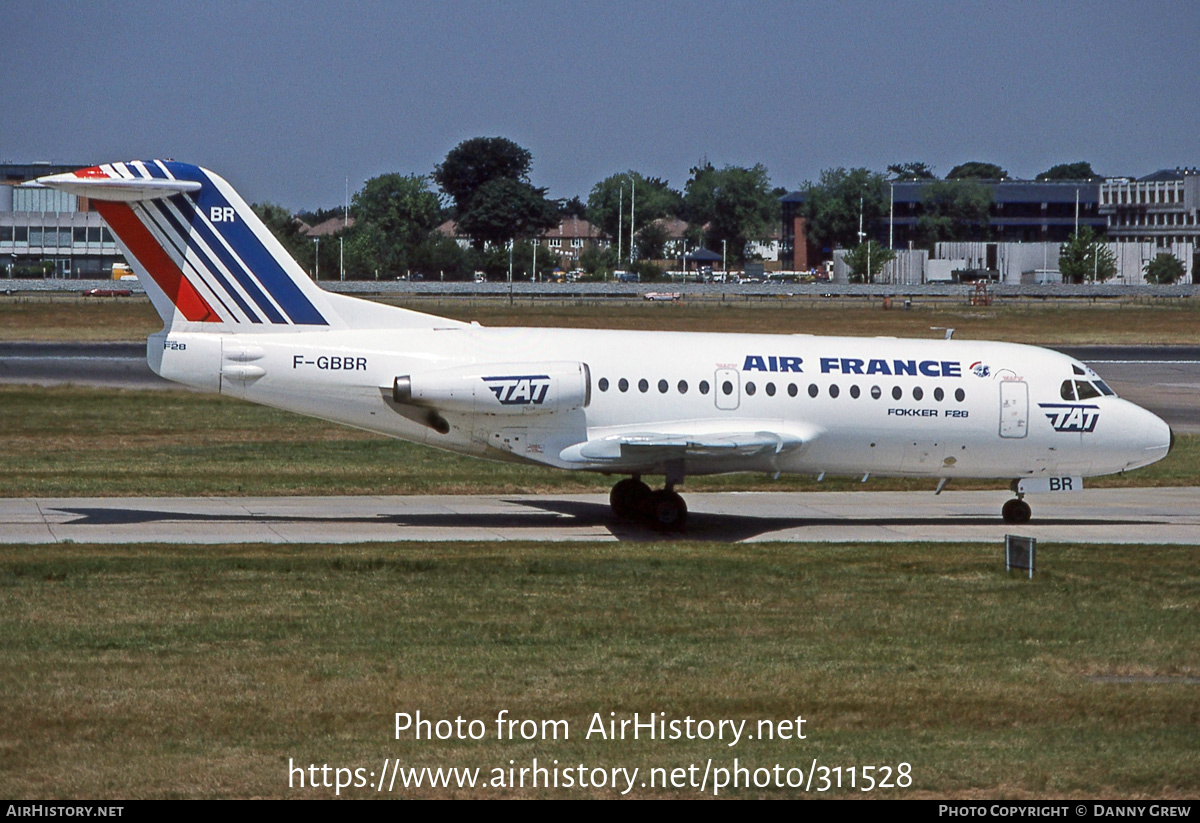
[586,172,682,244]
[634,221,669,260]
[579,243,618,279]
[888,162,937,180]
[454,177,559,248]
[842,240,896,283]
[1144,253,1185,284]
[683,163,779,263]
[433,137,533,215]
[341,174,442,279]
[352,174,442,251]
[798,167,889,252]
[253,202,313,266]
[1058,227,1116,283]
[560,196,588,219]
[946,161,1008,180]
[1037,162,1097,181]
[916,179,993,247]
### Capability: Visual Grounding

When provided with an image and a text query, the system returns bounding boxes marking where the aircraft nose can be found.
[1137,408,1173,466]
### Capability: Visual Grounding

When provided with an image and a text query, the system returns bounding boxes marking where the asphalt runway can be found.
[4,488,1200,545]
[2,344,1197,432]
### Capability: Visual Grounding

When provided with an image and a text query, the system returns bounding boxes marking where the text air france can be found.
[742,355,963,379]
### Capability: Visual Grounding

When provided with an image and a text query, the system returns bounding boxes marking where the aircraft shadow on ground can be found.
[52,501,1158,544]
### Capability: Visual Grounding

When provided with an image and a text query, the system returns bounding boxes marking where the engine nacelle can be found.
[393,361,590,416]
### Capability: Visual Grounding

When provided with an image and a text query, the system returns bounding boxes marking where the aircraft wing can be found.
[558,423,817,469]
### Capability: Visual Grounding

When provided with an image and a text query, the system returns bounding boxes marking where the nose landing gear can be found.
[610,475,688,531]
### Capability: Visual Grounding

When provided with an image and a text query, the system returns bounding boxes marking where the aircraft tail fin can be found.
[37,161,456,332]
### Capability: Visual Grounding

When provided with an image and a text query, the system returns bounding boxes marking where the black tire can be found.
[610,478,651,519]
[1002,498,1031,524]
[649,490,688,531]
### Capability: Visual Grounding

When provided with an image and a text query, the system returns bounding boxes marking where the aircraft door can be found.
[999,380,1028,438]
[714,368,740,410]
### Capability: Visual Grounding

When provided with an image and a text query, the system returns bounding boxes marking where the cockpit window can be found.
[1072,364,1086,376]
[1075,380,1102,400]
[1094,380,1116,397]
[1060,380,1077,401]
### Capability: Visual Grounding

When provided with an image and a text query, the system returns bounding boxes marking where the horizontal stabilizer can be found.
[34,171,201,202]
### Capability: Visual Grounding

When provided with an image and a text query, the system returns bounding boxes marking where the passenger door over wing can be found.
[715,368,740,411]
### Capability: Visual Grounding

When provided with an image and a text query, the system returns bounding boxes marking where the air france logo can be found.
[743,355,803,373]
[971,361,990,378]
[1039,403,1100,433]
[482,375,551,405]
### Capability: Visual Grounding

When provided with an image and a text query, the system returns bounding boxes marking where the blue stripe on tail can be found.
[163,162,328,326]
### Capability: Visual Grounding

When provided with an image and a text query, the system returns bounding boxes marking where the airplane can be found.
[38,161,1173,530]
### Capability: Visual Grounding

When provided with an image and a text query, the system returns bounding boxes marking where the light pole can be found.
[313,237,319,280]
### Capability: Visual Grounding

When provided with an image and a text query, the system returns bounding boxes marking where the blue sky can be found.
[4,0,1198,209]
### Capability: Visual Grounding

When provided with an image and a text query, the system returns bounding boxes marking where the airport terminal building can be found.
[1,162,125,279]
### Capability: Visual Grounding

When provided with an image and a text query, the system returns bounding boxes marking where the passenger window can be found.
[700,381,710,395]
[745,381,756,396]
[808,384,818,398]
[871,385,881,400]
[1075,381,1101,400]
[658,379,668,393]
[766,382,776,397]
[849,385,860,399]
[1060,380,1077,401]
[618,378,629,393]
[722,381,734,395]
[638,378,649,393]
[829,384,840,398]
[788,383,798,397]
[598,378,609,392]
[913,387,923,401]
[954,388,965,402]
[892,386,902,401]
[934,387,944,401]
[678,380,689,394]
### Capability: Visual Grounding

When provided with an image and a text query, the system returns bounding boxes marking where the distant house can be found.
[436,219,471,249]
[300,215,354,237]
[653,217,690,257]
[535,217,607,262]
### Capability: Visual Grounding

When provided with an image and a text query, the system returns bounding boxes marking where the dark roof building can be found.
[780,179,1106,270]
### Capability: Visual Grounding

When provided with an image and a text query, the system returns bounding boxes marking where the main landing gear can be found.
[610,475,688,531]
[1002,496,1032,524]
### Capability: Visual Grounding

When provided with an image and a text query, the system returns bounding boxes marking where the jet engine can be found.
[393,361,590,416]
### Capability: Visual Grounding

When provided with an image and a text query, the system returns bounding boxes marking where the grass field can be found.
[2,291,1199,343]
[1,541,1197,799]
[3,385,1197,497]
[2,293,1197,800]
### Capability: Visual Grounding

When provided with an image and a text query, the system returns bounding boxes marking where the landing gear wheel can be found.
[1002,498,1031,524]
[610,478,651,519]
[649,490,688,531]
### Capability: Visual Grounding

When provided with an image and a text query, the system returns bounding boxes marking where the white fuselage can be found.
[148,324,1172,484]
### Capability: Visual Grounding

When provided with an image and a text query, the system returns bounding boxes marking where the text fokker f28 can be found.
[39,162,1173,529]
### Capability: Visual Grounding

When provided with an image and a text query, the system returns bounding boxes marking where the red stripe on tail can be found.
[94,200,219,323]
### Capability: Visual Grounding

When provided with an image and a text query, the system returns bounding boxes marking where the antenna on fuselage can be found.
[931,327,955,340]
